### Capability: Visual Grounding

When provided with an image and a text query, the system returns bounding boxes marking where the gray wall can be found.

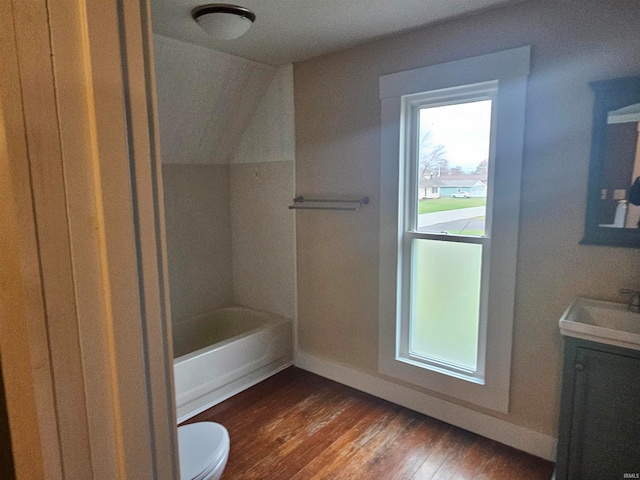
[230,161,296,320]
[230,65,297,320]
[294,0,640,438]
[162,160,296,324]
[162,164,233,321]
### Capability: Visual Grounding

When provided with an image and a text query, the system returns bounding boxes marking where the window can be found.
[378,47,530,413]
[402,84,496,382]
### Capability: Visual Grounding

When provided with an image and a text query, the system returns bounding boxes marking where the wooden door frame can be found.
[0,2,63,477]
[0,0,177,478]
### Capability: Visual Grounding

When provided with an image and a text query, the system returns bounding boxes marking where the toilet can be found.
[178,422,230,480]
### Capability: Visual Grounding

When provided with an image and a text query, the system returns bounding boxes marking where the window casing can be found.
[378,47,530,413]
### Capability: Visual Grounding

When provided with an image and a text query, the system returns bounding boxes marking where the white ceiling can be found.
[151,0,518,66]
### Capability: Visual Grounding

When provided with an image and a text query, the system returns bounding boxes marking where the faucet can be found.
[619,289,640,313]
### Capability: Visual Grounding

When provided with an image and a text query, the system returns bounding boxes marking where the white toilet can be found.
[178,422,230,480]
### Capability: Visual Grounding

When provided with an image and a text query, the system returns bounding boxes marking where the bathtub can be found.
[173,306,293,422]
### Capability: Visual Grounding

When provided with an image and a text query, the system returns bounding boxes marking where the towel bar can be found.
[288,196,369,211]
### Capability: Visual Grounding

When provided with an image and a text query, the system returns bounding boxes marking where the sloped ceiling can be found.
[153,34,276,164]
[151,0,519,66]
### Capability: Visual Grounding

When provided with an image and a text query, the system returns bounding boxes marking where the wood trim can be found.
[11,1,94,476]
[2,0,177,477]
[46,1,122,477]
[47,0,178,477]
[76,1,158,471]
[295,350,557,461]
[379,46,531,99]
[0,1,63,478]
[118,1,178,476]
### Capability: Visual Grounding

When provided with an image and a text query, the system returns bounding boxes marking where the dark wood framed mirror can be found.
[582,75,640,248]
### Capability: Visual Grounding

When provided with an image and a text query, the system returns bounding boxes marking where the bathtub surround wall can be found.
[294,0,640,459]
[230,162,296,320]
[155,35,296,330]
[231,65,296,320]
[162,164,233,319]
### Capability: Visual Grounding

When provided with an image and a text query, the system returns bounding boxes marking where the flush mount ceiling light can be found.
[192,4,256,40]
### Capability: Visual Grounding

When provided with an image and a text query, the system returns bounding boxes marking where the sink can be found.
[559,297,640,351]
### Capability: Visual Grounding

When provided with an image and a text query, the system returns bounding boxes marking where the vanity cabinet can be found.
[556,337,640,480]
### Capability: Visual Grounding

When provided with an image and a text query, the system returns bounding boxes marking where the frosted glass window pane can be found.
[410,239,482,370]
[416,100,492,236]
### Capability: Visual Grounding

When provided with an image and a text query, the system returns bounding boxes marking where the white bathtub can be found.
[173,307,293,422]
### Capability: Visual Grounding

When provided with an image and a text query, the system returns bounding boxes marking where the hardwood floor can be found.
[183,368,554,479]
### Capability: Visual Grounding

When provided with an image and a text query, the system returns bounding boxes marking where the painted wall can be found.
[231,65,297,320]
[162,164,233,322]
[230,161,296,319]
[294,0,640,439]
[234,65,295,165]
[153,34,275,165]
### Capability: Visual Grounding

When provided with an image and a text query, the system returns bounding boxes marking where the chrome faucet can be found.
[619,289,640,313]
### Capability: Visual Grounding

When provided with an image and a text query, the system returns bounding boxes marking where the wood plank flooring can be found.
[182,368,554,479]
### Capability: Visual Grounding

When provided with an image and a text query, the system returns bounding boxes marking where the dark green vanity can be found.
[556,338,640,479]
[556,299,640,480]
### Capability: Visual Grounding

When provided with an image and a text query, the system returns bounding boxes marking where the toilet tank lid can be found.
[178,422,229,480]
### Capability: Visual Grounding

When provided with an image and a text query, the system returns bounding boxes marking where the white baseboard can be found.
[295,350,557,462]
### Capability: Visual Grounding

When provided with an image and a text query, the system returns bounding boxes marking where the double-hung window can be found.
[378,47,530,413]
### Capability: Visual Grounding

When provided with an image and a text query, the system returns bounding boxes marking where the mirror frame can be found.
[581,75,640,248]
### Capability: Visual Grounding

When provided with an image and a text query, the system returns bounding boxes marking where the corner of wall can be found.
[228,63,297,321]
[233,63,295,165]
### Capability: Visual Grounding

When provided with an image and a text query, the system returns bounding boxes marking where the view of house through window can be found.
[417,100,492,236]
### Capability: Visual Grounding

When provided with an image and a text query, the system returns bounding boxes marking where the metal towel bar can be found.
[288,196,369,211]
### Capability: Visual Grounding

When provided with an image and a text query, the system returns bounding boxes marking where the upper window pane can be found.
[417,99,493,236]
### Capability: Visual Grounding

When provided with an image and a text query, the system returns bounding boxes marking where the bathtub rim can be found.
[172,305,292,363]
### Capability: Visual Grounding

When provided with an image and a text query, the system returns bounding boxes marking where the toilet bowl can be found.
[178,422,230,480]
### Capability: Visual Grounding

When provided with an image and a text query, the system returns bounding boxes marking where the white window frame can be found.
[400,83,497,383]
[378,47,530,413]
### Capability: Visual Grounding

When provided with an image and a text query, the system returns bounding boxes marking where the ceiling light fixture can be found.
[192,4,256,40]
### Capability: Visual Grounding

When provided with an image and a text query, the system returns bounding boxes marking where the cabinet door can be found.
[569,348,640,479]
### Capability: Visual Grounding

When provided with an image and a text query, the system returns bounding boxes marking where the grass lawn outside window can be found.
[418,197,486,214]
